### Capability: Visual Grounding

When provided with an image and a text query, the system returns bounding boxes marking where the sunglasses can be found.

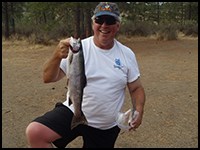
[94,16,117,25]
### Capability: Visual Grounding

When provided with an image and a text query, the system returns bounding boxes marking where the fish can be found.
[67,37,88,130]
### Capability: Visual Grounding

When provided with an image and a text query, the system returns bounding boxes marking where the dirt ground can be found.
[2,35,198,148]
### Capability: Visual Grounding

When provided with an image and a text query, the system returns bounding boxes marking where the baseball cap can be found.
[93,2,120,21]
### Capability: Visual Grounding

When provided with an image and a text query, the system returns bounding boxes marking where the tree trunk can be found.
[4,2,10,39]
[10,2,15,34]
[80,7,85,38]
[156,2,160,25]
[74,3,80,38]
[85,8,92,38]
[188,2,192,20]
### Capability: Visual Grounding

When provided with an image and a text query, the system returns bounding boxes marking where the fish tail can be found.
[71,112,88,130]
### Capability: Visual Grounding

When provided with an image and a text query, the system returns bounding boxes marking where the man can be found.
[25,2,145,148]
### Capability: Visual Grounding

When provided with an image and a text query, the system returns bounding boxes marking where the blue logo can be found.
[114,58,123,70]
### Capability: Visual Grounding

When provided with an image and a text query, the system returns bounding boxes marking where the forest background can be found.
[2,2,198,42]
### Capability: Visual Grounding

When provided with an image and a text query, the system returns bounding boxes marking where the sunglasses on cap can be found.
[94,16,117,25]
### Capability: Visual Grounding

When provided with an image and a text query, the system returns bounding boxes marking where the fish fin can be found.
[71,113,88,130]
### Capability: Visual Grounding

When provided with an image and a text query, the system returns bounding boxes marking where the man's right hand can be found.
[54,38,71,59]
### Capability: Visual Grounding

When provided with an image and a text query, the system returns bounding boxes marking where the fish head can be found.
[69,37,80,53]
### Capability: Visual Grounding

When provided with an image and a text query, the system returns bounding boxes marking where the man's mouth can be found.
[99,29,110,34]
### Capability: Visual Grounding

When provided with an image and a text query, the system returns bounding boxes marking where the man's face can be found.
[92,15,120,48]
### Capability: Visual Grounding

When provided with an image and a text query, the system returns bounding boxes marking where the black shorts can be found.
[33,102,120,148]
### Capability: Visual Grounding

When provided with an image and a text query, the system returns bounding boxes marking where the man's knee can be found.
[25,122,43,140]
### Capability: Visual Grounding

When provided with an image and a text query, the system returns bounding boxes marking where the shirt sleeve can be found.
[127,51,140,83]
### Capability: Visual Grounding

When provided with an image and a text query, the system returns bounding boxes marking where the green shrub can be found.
[120,20,157,37]
[156,24,178,41]
[179,21,198,37]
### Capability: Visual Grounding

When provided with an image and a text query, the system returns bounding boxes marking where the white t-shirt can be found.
[60,36,140,129]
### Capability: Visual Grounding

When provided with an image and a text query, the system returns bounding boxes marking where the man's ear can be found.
[116,22,121,32]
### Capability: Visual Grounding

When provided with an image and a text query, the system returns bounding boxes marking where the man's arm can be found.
[127,77,146,130]
[43,38,71,83]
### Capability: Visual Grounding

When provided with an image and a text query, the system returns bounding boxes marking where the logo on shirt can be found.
[114,58,124,70]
